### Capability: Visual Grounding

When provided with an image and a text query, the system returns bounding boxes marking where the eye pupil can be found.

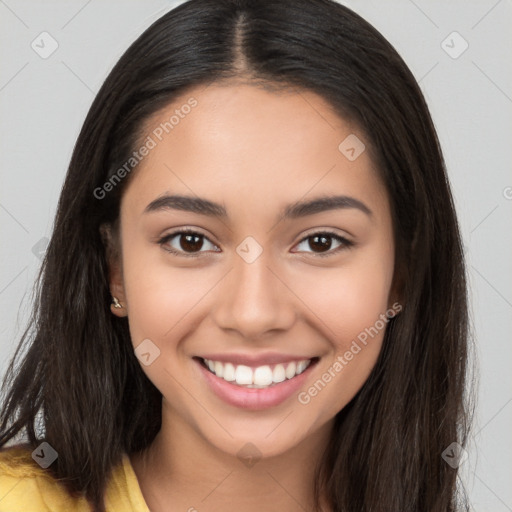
[181,234,203,252]
[310,234,331,252]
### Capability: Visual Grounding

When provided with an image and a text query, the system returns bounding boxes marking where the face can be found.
[109,83,396,459]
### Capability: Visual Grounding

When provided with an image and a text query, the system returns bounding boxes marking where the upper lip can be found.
[197,352,317,367]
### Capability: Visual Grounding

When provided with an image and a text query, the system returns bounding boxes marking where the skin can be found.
[107,82,397,512]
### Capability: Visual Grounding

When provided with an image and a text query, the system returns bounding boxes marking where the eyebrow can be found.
[144,193,372,220]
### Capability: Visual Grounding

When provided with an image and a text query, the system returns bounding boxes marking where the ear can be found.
[100,222,128,318]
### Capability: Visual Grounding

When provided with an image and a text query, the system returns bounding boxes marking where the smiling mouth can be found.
[196,357,320,389]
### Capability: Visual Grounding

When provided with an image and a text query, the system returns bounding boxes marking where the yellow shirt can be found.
[0,444,150,512]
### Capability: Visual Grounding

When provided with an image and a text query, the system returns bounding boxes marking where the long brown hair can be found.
[0,1,473,510]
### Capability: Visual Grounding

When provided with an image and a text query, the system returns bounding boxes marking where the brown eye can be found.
[294,231,353,257]
[178,233,204,252]
[308,234,334,253]
[158,229,219,257]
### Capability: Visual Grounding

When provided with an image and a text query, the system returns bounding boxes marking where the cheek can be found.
[120,242,218,344]
[294,250,393,407]
[126,273,217,345]
[294,249,394,416]
[298,254,394,348]
[120,258,216,400]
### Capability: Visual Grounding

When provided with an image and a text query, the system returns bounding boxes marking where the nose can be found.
[211,250,297,340]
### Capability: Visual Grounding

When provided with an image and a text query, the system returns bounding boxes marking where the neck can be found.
[131,401,334,512]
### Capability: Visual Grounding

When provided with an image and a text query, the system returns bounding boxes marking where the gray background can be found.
[0,0,511,510]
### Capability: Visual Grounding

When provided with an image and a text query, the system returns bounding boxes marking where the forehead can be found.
[121,83,388,222]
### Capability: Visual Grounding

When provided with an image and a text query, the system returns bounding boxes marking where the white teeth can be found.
[235,365,253,385]
[223,362,236,381]
[254,365,273,386]
[296,360,308,374]
[285,362,297,379]
[202,358,313,388]
[272,364,286,383]
[214,361,224,378]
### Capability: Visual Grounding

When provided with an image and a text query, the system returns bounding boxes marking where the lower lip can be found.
[195,358,317,410]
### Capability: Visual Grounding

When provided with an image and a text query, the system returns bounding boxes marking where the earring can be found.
[112,296,123,309]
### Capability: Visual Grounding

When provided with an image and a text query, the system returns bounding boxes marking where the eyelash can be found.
[157,227,354,259]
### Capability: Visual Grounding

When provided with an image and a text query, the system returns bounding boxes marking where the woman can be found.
[0,0,472,511]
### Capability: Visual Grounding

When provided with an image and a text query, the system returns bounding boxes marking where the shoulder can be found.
[0,443,90,512]
[0,443,150,512]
